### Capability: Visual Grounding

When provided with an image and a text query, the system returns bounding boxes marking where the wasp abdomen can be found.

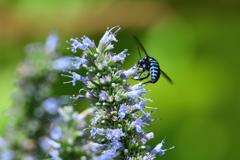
[149,58,160,83]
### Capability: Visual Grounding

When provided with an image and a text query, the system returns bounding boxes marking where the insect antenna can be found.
[133,35,149,57]
[138,47,142,59]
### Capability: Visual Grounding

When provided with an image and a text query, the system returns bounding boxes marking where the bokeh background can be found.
[0,0,239,159]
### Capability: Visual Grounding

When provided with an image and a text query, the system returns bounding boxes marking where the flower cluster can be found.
[0,32,71,160]
[64,26,173,159]
[0,26,173,160]
[40,106,97,160]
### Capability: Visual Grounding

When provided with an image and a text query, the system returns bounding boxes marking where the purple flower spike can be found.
[63,26,174,159]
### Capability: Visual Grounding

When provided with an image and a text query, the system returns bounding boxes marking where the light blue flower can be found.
[50,127,62,140]
[0,150,15,160]
[112,49,128,63]
[140,132,154,145]
[110,139,122,153]
[95,151,114,160]
[131,118,143,133]
[112,129,123,141]
[70,57,89,69]
[90,127,97,139]
[41,97,59,115]
[81,35,95,49]
[118,104,128,119]
[150,138,174,157]
[126,88,146,102]
[99,91,109,101]
[62,71,87,86]
[53,56,72,71]
[39,137,61,159]
[123,66,139,81]
[45,31,59,53]
[131,99,149,114]
[66,38,88,53]
[99,26,120,47]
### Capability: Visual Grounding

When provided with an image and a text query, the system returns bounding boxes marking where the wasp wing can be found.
[133,36,149,57]
[161,70,173,84]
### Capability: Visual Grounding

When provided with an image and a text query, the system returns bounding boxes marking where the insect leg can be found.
[142,80,153,85]
[131,70,143,80]
[135,72,150,81]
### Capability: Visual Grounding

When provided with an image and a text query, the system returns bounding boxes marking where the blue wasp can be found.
[133,36,173,85]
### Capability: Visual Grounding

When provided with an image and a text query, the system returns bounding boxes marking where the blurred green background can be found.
[0,0,239,159]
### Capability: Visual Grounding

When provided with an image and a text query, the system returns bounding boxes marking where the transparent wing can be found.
[161,70,173,84]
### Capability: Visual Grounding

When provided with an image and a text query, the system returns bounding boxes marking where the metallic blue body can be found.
[134,36,173,85]
[137,56,160,84]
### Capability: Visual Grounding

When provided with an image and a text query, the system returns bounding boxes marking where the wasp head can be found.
[137,59,146,69]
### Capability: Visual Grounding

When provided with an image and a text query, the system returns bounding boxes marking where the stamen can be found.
[61,74,72,78]
[63,81,72,84]
[113,26,121,36]
[109,25,120,33]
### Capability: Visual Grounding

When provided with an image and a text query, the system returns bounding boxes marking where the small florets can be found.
[62,71,87,86]
[63,25,173,159]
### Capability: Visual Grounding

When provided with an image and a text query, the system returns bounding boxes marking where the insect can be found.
[133,36,173,85]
